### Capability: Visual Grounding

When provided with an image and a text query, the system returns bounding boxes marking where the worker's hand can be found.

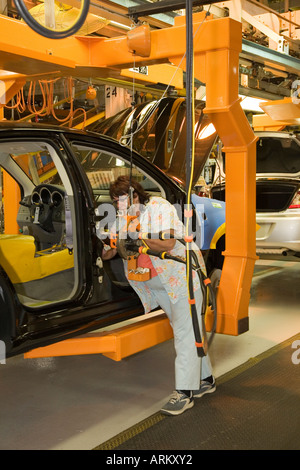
[144,236,176,252]
[117,237,142,259]
[102,244,117,260]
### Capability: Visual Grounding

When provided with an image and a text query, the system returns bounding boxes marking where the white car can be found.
[211,131,300,258]
[255,131,300,257]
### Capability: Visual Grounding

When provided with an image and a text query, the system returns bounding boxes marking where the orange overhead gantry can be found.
[253,97,300,131]
[0,11,257,350]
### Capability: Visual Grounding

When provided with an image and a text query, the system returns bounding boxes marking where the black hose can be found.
[183,0,206,357]
[134,231,217,344]
[177,241,217,348]
[14,0,90,39]
[125,240,218,349]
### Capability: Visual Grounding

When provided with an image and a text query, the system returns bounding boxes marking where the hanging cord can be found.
[128,53,136,206]
[46,78,86,127]
[4,87,26,115]
[69,106,87,128]
[185,0,206,358]
[4,77,86,125]
[27,80,48,117]
[122,9,212,356]
[46,77,74,123]
[118,58,184,149]
[184,3,213,357]
[119,9,211,149]
[4,90,21,110]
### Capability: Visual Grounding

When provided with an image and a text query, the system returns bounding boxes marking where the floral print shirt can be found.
[124,196,206,313]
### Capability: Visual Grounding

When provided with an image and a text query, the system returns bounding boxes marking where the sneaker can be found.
[193,378,216,398]
[160,390,194,416]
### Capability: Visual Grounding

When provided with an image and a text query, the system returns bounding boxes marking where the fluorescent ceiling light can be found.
[239,95,267,112]
[109,20,131,30]
[200,93,267,112]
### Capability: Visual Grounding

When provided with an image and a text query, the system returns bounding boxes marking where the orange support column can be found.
[3,171,21,234]
[0,77,26,109]
[24,313,173,361]
[201,24,258,335]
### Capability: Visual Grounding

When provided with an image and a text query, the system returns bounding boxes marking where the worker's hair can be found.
[109,175,150,205]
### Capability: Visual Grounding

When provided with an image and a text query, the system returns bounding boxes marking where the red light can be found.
[289,190,300,209]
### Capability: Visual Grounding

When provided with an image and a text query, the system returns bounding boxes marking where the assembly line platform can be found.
[96,333,300,450]
[0,258,299,450]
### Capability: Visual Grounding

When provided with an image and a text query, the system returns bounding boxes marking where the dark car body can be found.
[87,97,217,188]
[0,107,224,357]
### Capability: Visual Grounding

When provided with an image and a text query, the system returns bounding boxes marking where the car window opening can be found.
[0,141,78,308]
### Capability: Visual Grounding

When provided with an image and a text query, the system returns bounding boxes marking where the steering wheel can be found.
[30,185,65,232]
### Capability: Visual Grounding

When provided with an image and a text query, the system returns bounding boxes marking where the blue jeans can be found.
[145,275,213,390]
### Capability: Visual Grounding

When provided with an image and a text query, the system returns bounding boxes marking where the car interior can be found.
[0,141,77,307]
[0,140,168,307]
[71,143,167,291]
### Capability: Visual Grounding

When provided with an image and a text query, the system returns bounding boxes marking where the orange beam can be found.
[3,171,20,234]
[252,113,287,131]
[0,78,26,107]
[24,314,173,361]
[253,97,300,130]
[0,15,82,74]
[259,97,300,124]
[0,13,240,78]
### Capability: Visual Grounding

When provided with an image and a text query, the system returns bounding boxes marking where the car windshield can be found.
[70,144,164,204]
[256,136,300,174]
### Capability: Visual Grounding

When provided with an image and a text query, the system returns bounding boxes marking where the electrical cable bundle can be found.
[5,77,86,126]
[184,0,206,358]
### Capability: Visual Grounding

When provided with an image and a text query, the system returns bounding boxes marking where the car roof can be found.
[0,120,121,144]
[0,120,99,135]
[0,121,66,132]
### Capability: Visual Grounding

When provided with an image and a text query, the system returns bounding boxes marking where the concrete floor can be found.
[0,258,300,450]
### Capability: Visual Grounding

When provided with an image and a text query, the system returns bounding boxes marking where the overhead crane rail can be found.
[127,0,227,20]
